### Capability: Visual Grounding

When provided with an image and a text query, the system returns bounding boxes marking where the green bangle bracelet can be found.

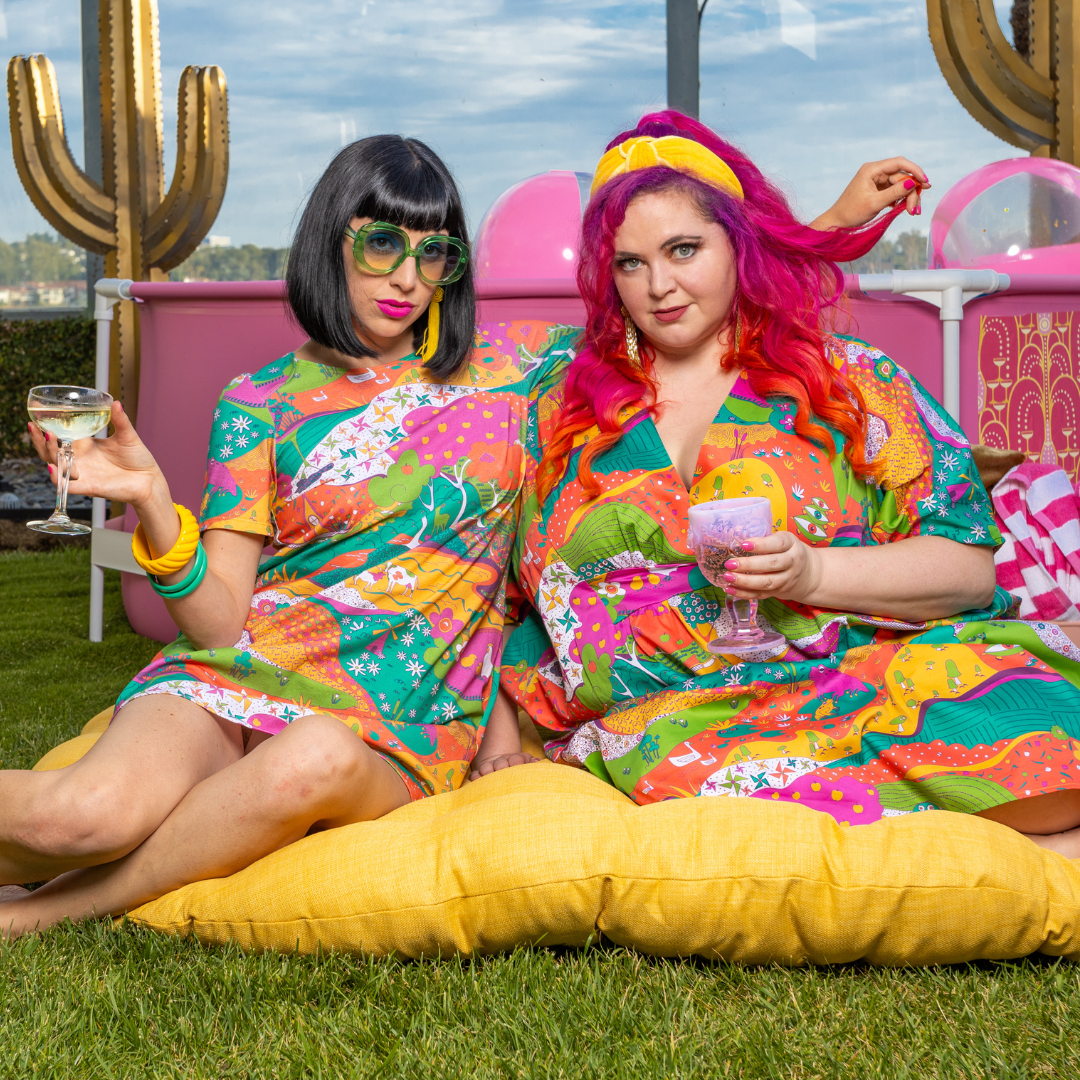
[149,541,208,599]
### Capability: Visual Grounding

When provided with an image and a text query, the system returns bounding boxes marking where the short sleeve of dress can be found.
[199,373,278,537]
[834,337,1001,548]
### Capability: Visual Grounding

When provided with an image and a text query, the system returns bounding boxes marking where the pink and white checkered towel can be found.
[993,462,1080,621]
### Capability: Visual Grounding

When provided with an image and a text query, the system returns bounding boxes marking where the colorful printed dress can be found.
[501,334,1080,824]
[116,321,576,800]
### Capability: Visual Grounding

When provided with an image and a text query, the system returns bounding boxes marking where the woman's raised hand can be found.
[719,531,824,605]
[28,400,166,510]
[810,157,931,230]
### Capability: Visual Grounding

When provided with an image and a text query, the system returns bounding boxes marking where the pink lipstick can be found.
[653,305,689,323]
[376,299,414,319]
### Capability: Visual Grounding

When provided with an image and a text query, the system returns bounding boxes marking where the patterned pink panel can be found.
[978,312,1080,481]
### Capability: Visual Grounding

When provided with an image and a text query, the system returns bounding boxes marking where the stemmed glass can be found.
[689,496,787,657]
[26,385,113,535]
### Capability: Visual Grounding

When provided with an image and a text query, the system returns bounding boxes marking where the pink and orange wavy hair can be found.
[536,111,903,504]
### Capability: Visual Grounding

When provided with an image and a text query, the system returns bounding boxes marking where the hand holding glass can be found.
[26,385,113,535]
[689,497,787,657]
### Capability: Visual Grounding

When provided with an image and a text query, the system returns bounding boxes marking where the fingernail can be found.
[916,206,922,216]
[903,178,916,190]
[48,464,54,475]
[722,572,736,583]
[724,559,739,570]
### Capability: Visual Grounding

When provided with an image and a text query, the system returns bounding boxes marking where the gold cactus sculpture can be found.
[8,0,228,414]
[927,0,1078,165]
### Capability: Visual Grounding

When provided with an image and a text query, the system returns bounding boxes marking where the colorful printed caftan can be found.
[116,322,576,799]
[501,335,1080,824]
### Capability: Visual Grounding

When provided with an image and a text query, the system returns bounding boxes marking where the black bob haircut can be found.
[286,135,475,381]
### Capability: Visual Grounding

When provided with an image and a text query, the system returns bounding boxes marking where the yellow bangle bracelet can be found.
[132,504,201,576]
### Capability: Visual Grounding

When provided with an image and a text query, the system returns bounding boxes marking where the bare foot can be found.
[0,885,32,938]
[1025,826,1080,859]
[466,752,540,782]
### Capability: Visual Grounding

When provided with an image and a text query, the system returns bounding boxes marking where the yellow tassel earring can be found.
[418,286,444,363]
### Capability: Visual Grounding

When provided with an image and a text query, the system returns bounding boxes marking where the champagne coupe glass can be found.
[26,385,113,536]
[689,496,787,657]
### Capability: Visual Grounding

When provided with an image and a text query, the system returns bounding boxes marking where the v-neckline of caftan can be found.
[637,371,758,495]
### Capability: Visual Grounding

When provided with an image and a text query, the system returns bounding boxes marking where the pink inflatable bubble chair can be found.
[474,170,590,281]
[929,157,1080,274]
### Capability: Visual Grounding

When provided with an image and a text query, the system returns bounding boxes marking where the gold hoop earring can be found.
[620,305,640,365]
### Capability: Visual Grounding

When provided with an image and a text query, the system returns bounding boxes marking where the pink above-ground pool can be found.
[929,157,1080,275]
[93,168,1080,642]
[101,275,588,642]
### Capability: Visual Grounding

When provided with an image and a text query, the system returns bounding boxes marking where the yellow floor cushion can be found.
[33,714,1080,965]
[32,708,113,772]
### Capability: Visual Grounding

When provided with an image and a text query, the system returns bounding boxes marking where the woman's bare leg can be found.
[0,714,410,936]
[977,789,1080,858]
[0,696,244,884]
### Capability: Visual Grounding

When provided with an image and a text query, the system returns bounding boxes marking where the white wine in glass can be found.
[26,385,113,536]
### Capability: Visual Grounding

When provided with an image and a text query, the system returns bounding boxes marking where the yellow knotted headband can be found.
[589,135,744,200]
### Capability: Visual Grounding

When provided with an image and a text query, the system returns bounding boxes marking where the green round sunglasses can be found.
[345,221,469,286]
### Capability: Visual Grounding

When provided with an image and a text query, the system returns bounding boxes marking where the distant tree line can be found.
[847,230,926,274]
[167,232,926,281]
[0,228,925,286]
[169,245,289,282]
[0,234,85,284]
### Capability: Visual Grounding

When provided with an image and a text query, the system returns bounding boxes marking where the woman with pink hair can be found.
[481,111,1080,858]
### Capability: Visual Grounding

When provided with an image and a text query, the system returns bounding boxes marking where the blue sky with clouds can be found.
[3,0,1021,249]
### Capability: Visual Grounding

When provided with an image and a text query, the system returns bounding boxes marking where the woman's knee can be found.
[978,788,1080,834]
[259,715,372,804]
[20,774,149,863]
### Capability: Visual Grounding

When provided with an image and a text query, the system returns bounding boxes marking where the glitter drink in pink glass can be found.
[688,497,786,657]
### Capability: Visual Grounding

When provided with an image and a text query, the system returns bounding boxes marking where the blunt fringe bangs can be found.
[286,134,475,380]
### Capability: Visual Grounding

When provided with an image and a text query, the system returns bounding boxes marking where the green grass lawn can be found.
[0,549,1077,1079]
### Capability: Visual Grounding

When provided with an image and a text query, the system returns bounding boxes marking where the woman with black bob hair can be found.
[288,134,476,380]
[1,134,550,935]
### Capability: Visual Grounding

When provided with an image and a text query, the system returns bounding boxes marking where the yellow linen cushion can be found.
[32,722,1080,965]
[32,709,113,772]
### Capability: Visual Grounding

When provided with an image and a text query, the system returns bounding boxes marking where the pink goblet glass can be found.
[689,497,787,657]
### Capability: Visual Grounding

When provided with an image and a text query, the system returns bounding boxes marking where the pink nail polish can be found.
[916,206,922,216]
[903,178,916,190]
[722,572,736,583]
[724,559,739,570]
